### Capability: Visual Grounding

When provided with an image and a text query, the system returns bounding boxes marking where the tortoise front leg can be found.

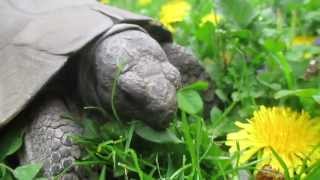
[162,43,216,115]
[19,95,84,179]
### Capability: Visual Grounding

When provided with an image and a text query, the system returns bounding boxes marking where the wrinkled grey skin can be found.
[77,29,181,129]
[17,28,214,179]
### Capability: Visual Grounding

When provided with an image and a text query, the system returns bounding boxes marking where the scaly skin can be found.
[20,96,83,179]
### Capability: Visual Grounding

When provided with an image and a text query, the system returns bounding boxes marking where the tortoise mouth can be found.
[130,107,176,130]
[148,109,176,130]
[114,87,177,130]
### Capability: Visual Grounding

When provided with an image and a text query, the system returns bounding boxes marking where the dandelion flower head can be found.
[200,12,221,26]
[159,0,191,32]
[226,106,320,175]
[292,36,316,46]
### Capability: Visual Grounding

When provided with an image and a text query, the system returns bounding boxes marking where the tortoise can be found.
[0,0,214,178]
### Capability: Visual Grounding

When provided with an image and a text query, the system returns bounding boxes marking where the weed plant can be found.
[1,0,320,179]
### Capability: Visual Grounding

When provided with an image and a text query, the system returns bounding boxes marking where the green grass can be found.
[1,0,320,179]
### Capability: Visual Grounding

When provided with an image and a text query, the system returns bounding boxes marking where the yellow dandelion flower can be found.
[200,12,221,26]
[292,36,316,46]
[159,0,191,32]
[138,0,152,6]
[226,106,320,175]
[100,0,109,4]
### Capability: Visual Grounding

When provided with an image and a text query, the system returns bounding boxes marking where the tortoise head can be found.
[78,27,181,130]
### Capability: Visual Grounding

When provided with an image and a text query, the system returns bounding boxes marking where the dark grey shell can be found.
[0,0,172,127]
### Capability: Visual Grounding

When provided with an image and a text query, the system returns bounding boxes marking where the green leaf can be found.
[0,127,24,161]
[210,107,223,123]
[216,0,256,27]
[135,122,181,144]
[215,89,229,102]
[0,166,14,180]
[264,39,286,52]
[100,121,126,139]
[177,90,203,114]
[256,76,282,90]
[270,148,290,179]
[195,24,216,58]
[13,163,42,180]
[230,29,252,39]
[312,95,320,104]
[99,166,106,180]
[270,52,295,89]
[274,89,319,99]
[81,118,100,139]
[181,81,209,91]
[305,162,320,180]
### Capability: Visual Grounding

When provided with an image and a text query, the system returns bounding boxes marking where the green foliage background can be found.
[77,0,320,178]
[1,0,320,179]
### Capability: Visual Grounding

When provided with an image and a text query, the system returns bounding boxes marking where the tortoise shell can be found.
[0,0,171,127]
